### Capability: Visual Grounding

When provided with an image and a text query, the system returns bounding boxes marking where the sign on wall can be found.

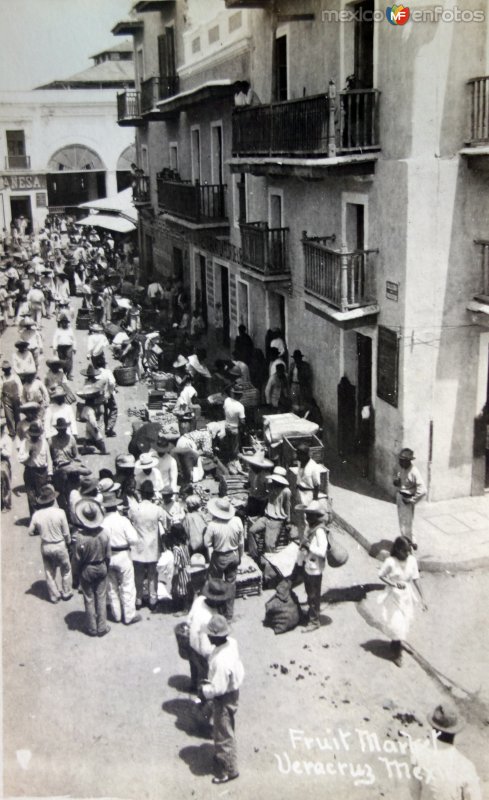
[377,325,400,407]
[385,280,399,301]
[0,174,47,191]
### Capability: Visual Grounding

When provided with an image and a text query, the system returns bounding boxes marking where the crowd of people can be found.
[0,214,481,795]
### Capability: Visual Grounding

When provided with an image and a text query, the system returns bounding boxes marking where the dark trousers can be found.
[209,550,239,620]
[103,395,118,434]
[3,399,19,437]
[1,459,11,509]
[57,346,73,380]
[213,690,239,779]
[81,572,108,635]
[189,647,209,691]
[303,572,322,625]
[24,464,49,516]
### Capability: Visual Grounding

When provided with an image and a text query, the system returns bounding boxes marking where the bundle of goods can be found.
[264,579,301,634]
[113,365,138,386]
[263,413,319,463]
[75,308,93,330]
[235,554,262,598]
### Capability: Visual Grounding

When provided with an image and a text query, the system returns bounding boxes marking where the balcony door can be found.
[6,130,26,169]
[158,26,176,97]
[354,0,374,88]
[273,34,288,101]
[191,128,201,184]
[345,202,365,250]
[211,123,223,185]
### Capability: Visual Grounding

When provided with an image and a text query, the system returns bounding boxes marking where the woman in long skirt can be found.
[377,536,427,666]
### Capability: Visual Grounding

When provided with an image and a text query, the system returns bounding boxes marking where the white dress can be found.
[377,554,419,640]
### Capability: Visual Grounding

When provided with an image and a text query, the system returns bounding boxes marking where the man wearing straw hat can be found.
[134,452,164,501]
[101,491,141,626]
[293,500,328,633]
[199,614,244,784]
[72,498,111,637]
[410,704,481,799]
[129,480,169,611]
[248,466,291,554]
[241,450,274,518]
[28,484,72,604]
[393,447,426,549]
[204,498,244,621]
[223,381,246,463]
[18,421,53,516]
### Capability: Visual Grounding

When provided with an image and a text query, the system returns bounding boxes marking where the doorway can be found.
[268,291,286,341]
[10,196,32,234]
[354,0,374,88]
[211,124,223,185]
[274,34,288,101]
[199,254,208,329]
[220,265,230,347]
[173,246,184,283]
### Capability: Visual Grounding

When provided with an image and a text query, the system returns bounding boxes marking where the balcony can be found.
[240,222,289,277]
[462,77,489,168]
[225,0,270,6]
[302,233,379,322]
[157,177,227,225]
[133,174,150,206]
[5,155,31,169]
[231,83,380,177]
[141,76,179,116]
[117,91,144,126]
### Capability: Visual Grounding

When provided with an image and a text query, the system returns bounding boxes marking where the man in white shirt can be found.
[87,324,109,361]
[156,435,179,493]
[223,383,245,462]
[102,492,141,626]
[393,447,426,549]
[294,501,328,632]
[134,452,164,500]
[200,615,244,785]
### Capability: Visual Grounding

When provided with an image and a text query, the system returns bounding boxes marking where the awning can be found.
[76,214,136,233]
[79,188,137,223]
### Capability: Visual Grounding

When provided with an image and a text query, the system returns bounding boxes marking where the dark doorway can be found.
[357,334,372,419]
[47,172,106,208]
[274,35,288,101]
[354,0,374,88]
[173,246,184,283]
[10,196,32,233]
[220,265,230,347]
[199,255,208,329]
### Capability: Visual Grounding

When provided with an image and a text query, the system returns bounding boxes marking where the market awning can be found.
[79,188,137,223]
[76,214,136,233]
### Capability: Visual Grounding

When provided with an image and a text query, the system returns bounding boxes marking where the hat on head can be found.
[115,453,135,469]
[228,364,242,378]
[207,496,235,520]
[135,452,158,470]
[303,500,326,518]
[202,578,233,602]
[427,704,465,734]
[49,385,66,400]
[102,491,122,509]
[28,421,43,436]
[98,477,121,494]
[89,323,104,333]
[240,450,274,469]
[187,553,207,573]
[14,340,29,349]
[19,317,36,329]
[399,447,415,460]
[292,349,304,360]
[46,358,63,370]
[74,498,104,530]
[205,614,230,637]
[36,484,57,506]
[53,417,70,430]
[80,364,101,379]
[178,411,194,423]
[231,380,244,395]
[76,386,103,400]
[1,360,11,371]
[20,401,41,414]
[173,355,188,369]
[161,484,174,497]
[266,466,289,486]
[80,476,99,495]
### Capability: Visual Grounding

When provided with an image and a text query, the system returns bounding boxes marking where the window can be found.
[211,123,223,184]
[274,34,288,101]
[192,37,201,54]
[208,25,220,45]
[229,11,242,33]
[269,192,283,229]
[6,130,26,156]
[169,144,178,173]
[353,0,374,88]
[141,146,149,174]
[234,173,247,226]
[136,47,144,84]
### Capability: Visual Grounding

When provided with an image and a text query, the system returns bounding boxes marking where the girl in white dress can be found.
[378,536,427,666]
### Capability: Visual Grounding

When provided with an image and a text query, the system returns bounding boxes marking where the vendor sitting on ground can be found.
[241,451,274,518]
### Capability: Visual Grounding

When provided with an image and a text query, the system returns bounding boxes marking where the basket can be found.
[174,622,191,661]
[75,309,93,330]
[113,365,138,386]
[282,434,324,468]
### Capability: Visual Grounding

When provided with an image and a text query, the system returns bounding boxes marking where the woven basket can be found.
[174,622,191,661]
[113,365,138,386]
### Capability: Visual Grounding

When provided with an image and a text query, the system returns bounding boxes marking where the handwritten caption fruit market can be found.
[273,727,440,786]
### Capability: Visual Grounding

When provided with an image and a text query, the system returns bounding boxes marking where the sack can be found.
[264,579,301,634]
[326,530,349,568]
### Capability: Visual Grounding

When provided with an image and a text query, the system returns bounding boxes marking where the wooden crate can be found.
[282,434,324,468]
[236,555,262,597]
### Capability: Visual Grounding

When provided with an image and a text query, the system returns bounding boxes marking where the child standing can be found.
[170,522,191,615]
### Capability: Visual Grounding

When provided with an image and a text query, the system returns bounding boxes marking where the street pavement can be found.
[1,304,489,800]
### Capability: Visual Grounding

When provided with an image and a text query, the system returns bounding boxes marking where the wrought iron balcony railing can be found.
[240,222,289,275]
[117,91,141,122]
[467,76,489,145]
[303,232,378,312]
[232,84,380,158]
[140,76,179,113]
[5,154,31,169]
[157,178,227,223]
[133,174,150,205]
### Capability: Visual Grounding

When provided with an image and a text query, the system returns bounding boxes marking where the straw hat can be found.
[36,484,57,506]
[135,453,159,470]
[89,323,104,333]
[240,451,274,469]
[115,454,135,469]
[101,492,123,509]
[173,355,188,369]
[19,401,41,414]
[207,496,235,520]
[427,704,465,734]
[187,553,207,573]
[53,418,70,430]
[49,385,66,400]
[266,466,289,486]
[202,578,233,602]
[399,447,415,460]
[73,498,104,530]
[98,477,121,494]
[303,500,327,518]
[205,614,230,637]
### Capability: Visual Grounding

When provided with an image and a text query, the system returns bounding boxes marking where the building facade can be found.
[0,43,136,233]
[116,0,489,502]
